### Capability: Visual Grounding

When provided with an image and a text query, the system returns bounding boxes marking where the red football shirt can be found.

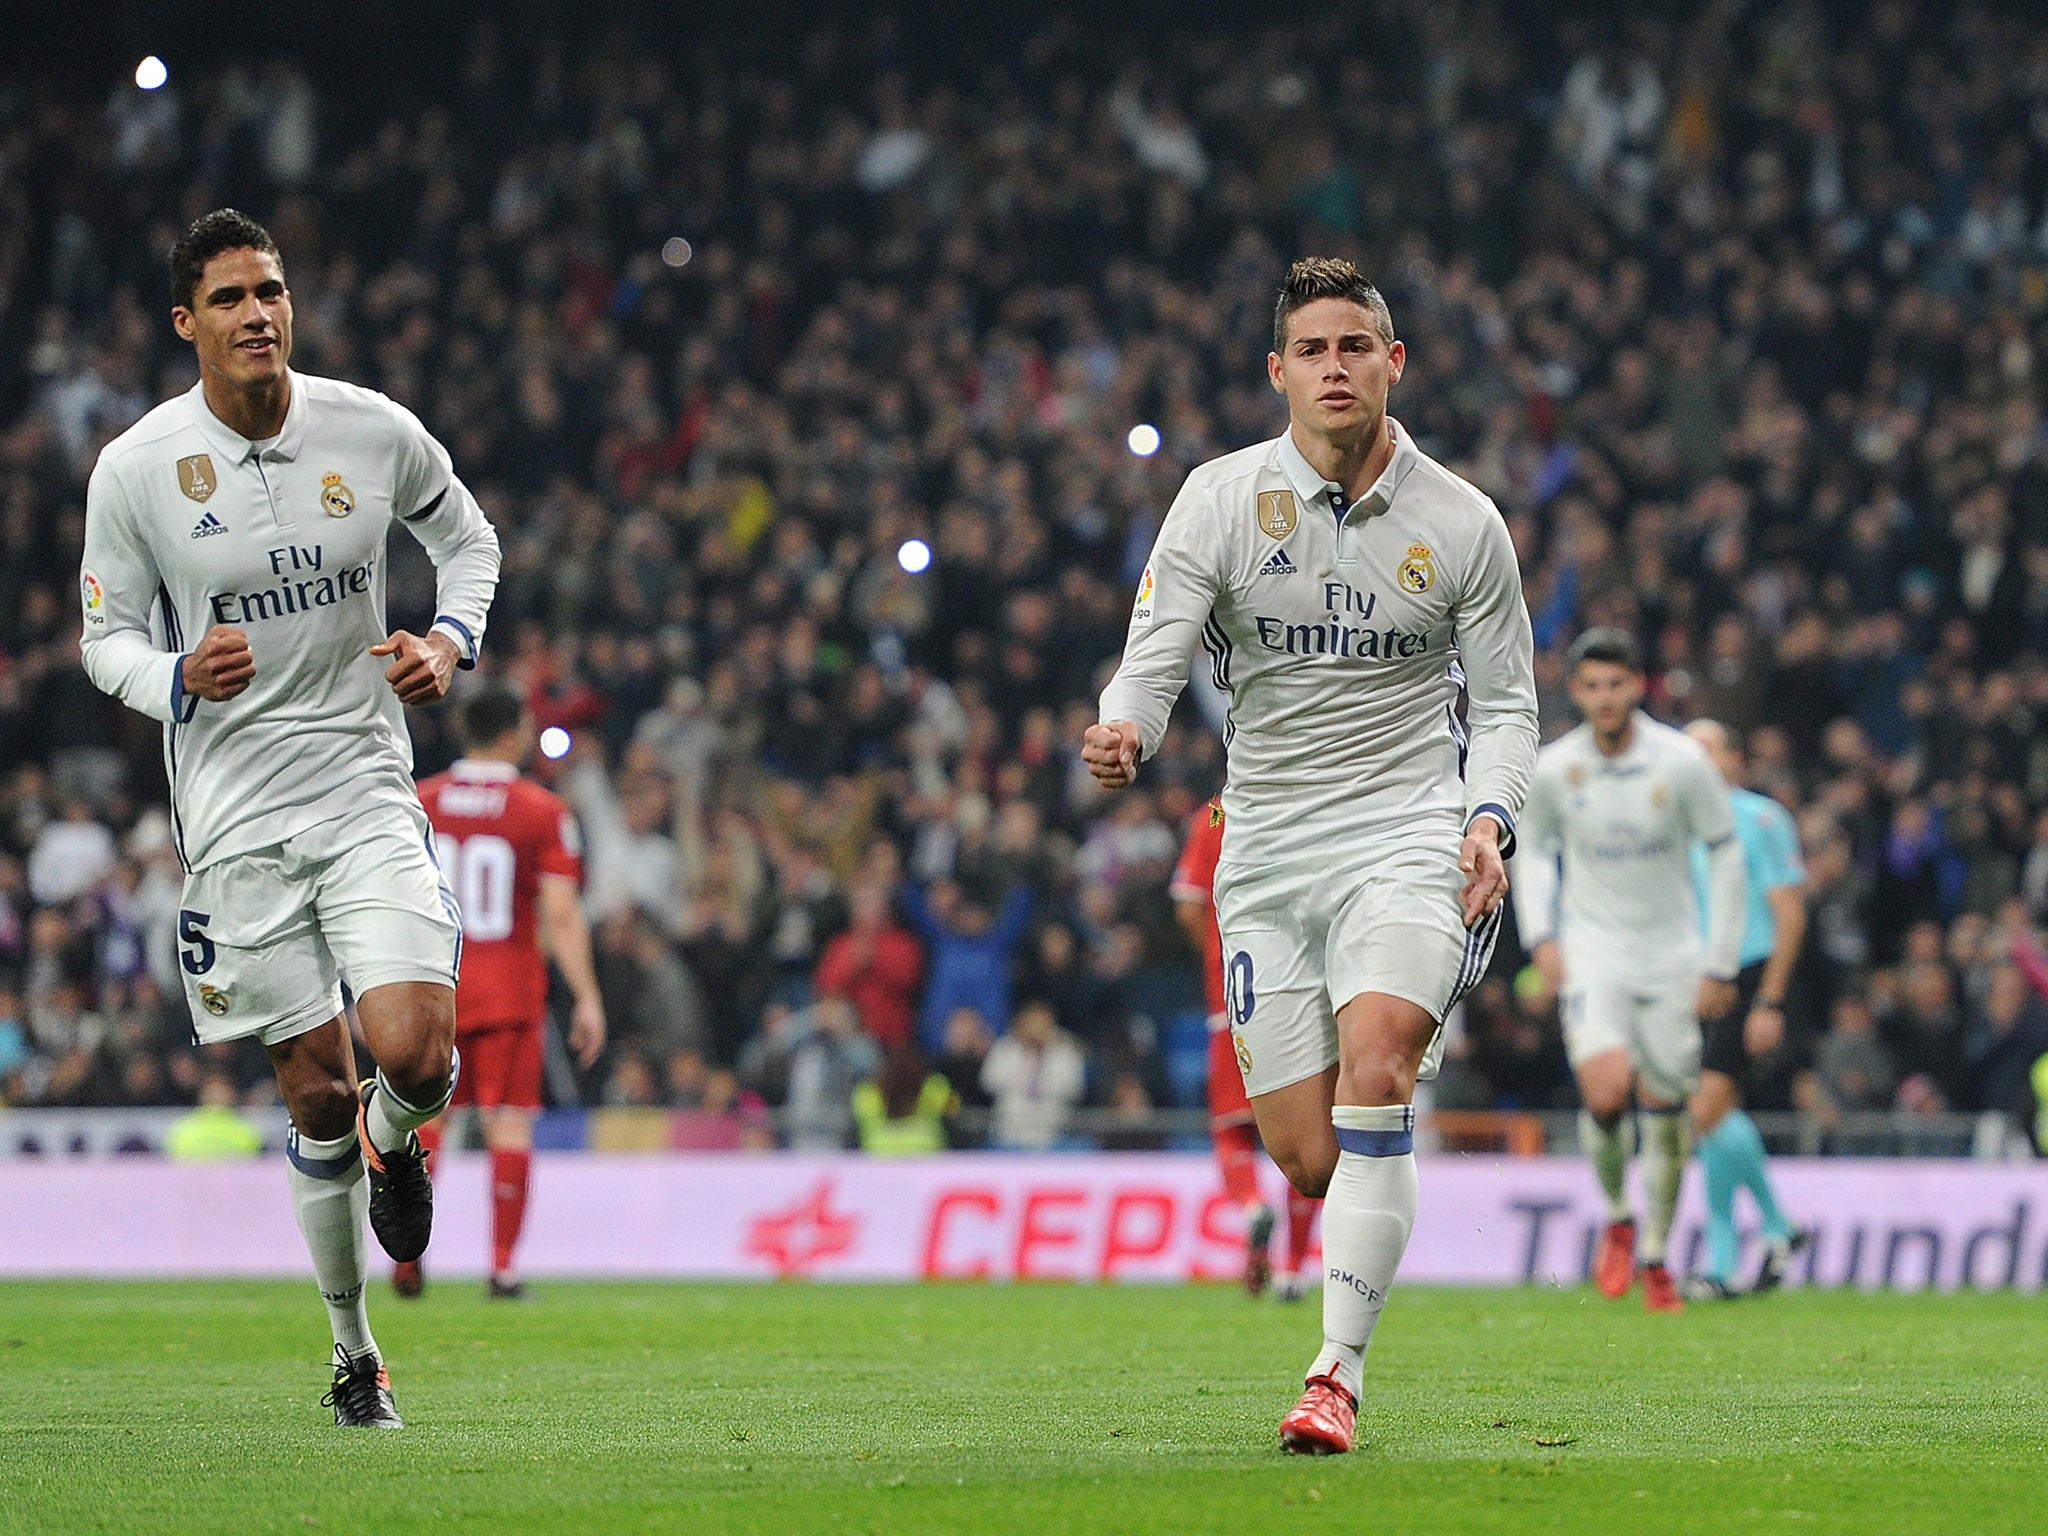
[1172,800,1227,1018]
[418,758,583,1031]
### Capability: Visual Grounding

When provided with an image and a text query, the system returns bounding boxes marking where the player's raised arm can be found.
[1453,507,1539,857]
[1093,476,1225,783]
[386,401,501,677]
[79,457,218,722]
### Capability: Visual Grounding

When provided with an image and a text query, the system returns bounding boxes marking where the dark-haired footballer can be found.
[78,209,500,1427]
[1084,258,1538,1454]
[405,683,606,1302]
[1514,629,1748,1315]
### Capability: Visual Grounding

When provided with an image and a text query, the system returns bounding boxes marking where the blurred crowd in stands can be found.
[4,1,2048,1151]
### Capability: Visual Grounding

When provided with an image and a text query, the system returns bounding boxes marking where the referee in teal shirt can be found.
[1685,721,1809,1298]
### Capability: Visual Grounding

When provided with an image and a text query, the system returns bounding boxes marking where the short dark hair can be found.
[1566,627,1644,674]
[459,681,528,750]
[168,209,280,310]
[1273,257,1395,354]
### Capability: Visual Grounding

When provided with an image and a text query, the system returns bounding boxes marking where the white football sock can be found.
[287,1126,376,1359]
[1639,1106,1688,1266]
[365,1049,459,1156]
[1580,1109,1633,1223]
[1308,1105,1418,1402]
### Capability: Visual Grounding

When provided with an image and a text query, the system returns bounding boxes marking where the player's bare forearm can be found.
[1746,888,1806,1054]
[1173,897,1212,954]
[1758,889,1805,1005]
[370,628,459,706]
[183,625,256,702]
[1458,817,1507,928]
[540,878,606,1064]
[1082,720,1142,790]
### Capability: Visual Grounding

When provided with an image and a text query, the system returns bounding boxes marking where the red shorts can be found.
[451,1020,544,1112]
[1207,1015,1255,1129]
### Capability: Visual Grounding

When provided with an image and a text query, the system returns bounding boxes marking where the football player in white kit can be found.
[1084,259,1538,1453]
[79,210,501,1426]
[1514,630,1746,1313]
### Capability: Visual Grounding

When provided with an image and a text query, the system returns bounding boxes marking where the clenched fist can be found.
[1082,720,1143,789]
[371,629,460,707]
[182,625,255,702]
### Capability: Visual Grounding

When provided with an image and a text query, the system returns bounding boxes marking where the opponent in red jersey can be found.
[1173,799,1320,1299]
[399,683,606,1298]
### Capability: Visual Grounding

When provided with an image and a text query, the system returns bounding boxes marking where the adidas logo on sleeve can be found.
[191,510,228,540]
[1258,548,1297,576]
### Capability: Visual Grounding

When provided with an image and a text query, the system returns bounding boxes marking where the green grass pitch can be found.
[1,1279,2041,1535]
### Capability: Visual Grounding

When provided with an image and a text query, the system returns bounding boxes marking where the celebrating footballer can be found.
[1085,258,1538,1454]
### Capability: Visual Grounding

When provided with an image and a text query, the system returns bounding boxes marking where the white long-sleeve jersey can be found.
[1513,714,1747,982]
[1099,421,1538,869]
[80,372,500,872]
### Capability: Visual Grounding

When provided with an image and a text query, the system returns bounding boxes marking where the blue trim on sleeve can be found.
[433,615,479,670]
[170,656,198,723]
[1467,802,1516,859]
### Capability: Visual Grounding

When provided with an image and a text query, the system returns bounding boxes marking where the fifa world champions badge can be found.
[1256,489,1298,540]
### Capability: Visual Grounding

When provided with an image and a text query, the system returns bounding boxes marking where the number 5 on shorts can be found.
[178,909,216,976]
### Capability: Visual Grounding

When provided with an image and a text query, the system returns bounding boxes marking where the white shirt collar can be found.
[1274,416,1419,520]
[186,370,308,465]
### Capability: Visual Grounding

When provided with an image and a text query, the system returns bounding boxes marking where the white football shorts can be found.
[1213,832,1500,1099]
[174,799,461,1047]
[1558,960,1701,1104]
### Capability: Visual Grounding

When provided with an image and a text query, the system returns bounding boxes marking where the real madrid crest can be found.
[1233,1032,1254,1076]
[1651,783,1670,810]
[1567,764,1587,788]
[320,472,356,518]
[198,983,231,1017]
[177,454,217,503]
[1398,541,1436,594]
[1255,489,1298,541]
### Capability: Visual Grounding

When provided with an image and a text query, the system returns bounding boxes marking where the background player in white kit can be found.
[1514,630,1746,1313]
[79,210,500,1426]
[1084,259,1538,1454]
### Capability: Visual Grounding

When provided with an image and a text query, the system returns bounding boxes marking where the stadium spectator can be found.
[10,4,2048,1152]
[852,1046,957,1155]
[900,878,1033,1053]
[814,878,924,1049]
[982,999,1086,1150]
[782,996,883,1151]
[163,1072,265,1162]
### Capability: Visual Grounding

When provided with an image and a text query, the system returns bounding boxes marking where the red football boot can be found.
[1279,1373,1358,1455]
[392,1260,424,1299]
[1594,1218,1636,1299]
[1641,1262,1684,1313]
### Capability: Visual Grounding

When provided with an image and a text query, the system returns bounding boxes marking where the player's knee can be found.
[1337,1054,1416,1111]
[288,1075,358,1141]
[378,1034,455,1106]
[1584,1094,1629,1130]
